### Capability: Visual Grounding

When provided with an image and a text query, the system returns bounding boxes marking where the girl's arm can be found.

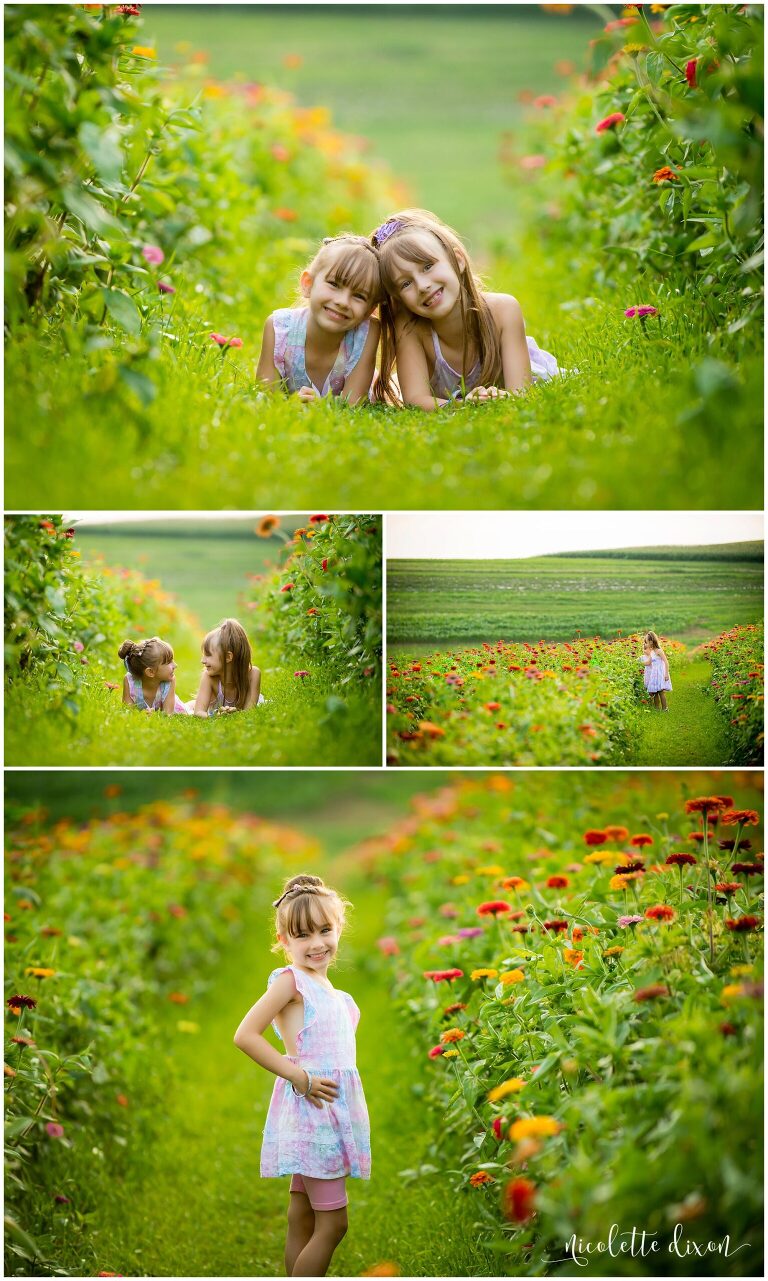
[660,649,670,680]
[255,316,282,390]
[233,971,339,1109]
[192,672,216,718]
[161,678,177,715]
[243,666,262,710]
[122,674,132,707]
[340,318,380,405]
[493,294,533,393]
[396,322,449,411]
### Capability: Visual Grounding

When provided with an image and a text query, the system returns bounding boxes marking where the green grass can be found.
[143,5,599,244]
[387,550,765,646]
[635,658,731,767]
[76,519,306,624]
[54,805,499,1278]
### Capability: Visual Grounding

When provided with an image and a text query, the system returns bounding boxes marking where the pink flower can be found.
[625,305,658,318]
[46,1122,65,1139]
[73,641,84,653]
[271,143,290,162]
[685,59,697,89]
[377,936,399,956]
[595,112,626,134]
[519,154,546,170]
[533,95,557,109]
[158,281,175,294]
[293,670,310,679]
[209,333,243,349]
[142,245,164,265]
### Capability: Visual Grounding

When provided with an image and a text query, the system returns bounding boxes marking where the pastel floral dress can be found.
[260,964,371,1180]
[124,669,190,714]
[271,307,371,396]
[642,651,673,694]
[428,327,560,399]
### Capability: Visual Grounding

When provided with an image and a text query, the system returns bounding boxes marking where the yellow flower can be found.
[656,812,669,820]
[452,875,470,885]
[623,41,648,52]
[468,671,486,680]
[720,985,745,1005]
[24,967,56,979]
[584,850,613,865]
[131,46,157,58]
[471,968,499,981]
[487,1078,525,1102]
[442,1048,459,1058]
[499,969,525,985]
[603,946,624,957]
[609,875,629,890]
[509,1116,562,1141]
[730,964,754,977]
[475,865,505,876]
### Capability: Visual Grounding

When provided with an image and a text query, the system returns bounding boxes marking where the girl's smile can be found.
[286,916,340,978]
[303,269,374,334]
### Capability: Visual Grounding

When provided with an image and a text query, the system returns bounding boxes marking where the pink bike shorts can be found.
[289,1173,348,1211]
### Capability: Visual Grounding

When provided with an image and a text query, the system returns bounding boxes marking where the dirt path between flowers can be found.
[634,659,731,766]
[90,842,497,1278]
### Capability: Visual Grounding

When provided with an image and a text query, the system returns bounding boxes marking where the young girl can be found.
[255,234,381,404]
[639,631,672,711]
[192,618,263,716]
[370,208,560,409]
[119,637,190,714]
[234,875,370,1278]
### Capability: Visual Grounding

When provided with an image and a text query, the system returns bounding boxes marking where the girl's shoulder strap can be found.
[341,316,371,375]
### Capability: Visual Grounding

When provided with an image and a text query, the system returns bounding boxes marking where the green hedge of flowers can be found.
[702,623,764,765]
[369,773,763,1277]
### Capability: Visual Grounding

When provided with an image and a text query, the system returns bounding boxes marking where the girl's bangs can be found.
[325,246,381,301]
[284,894,335,937]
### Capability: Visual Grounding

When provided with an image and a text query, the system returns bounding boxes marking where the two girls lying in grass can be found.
[120,618,263,717]
[255,209,559,408]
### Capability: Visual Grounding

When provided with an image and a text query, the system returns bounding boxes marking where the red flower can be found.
[7,994,37,1011]
[719,1022,738,1037]
[503,1177,537,1223]
[491,1116,506,1140]
[443,1002,467,1015]
[321,559,328,572]
[633,984,669,1002]
[117,4,142,14]
[309,514,329,524]
[476,901,512,916]
[543,919,569,932]
[645,904,676,922]
[630,834,653,847]
[721,809,760,827]
[280,583,294,592]
[595,112,626,134]
[484,701,502,712]
[732,862,762,876]
[685,58,697,88]
[423,969,464,983]
[665,853,697,867]
[427,1045,444,1059]
[293,670,310,679]
[209,332,243,349]
[39,520,56,534]
[715,883,741,894]
[685,796,728,817]
[546,875,569,889]
[64,528,75,539]
[725,916,760,933]
[584,829,608,846]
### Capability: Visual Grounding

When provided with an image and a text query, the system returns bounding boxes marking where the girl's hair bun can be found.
[118,640,135,659]
[285,874,324,892]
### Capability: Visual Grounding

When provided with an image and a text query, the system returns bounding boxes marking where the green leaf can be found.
[60,186,118,233]
[101,289,142,336]
[119,366,157,406]
[78,121,123,184]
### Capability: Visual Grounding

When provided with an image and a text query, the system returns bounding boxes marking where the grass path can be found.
[88,846,496,1278]
[634,659,731,766]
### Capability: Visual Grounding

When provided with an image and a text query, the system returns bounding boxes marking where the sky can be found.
[386,512,764,559]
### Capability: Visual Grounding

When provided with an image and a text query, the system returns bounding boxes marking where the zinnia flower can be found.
[427,1045,444,1059]
[503,1176,537,1223]
[509,1116,561,1140]
[715,883,741,895]
[501,876,529,890]
[476,900,512,916]
[721,809,760,826]
[725,916,760,933]
[618,914,643,927]
[487,1078,525,1102]
[440,1027,465,1043]
[631,833,653,847]
[469,1171,495,1187]
[595,111,626,133]
[685,58,697,88]
[731,862,762,876]
[257,515,280,536]
[633,984,670,1001]
[293,670,310,679]
[652,166,677,183]
[624,305,658,318]
[499,969,525,985]
[604,825,629,841]
[158,281,175,294]
[546,875,569,889]
[584,829,608,846]
[665,853,697,867]
[209,333,243,349]
[423,969,464,983]
[456,927,484,939]
[543,919,568,932]
[685,796,728,817]
[45,1122,65,1139]
[645,904,676,922]
[280,583,294,592]
[7,994,37,1011]
[471,968,498,980]
[142,244,164,265]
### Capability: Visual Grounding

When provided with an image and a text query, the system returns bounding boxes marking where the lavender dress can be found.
[260,965,371,1180]
[124,670,190,714]
[271,307,371,396]
[428,328,560,399]
[642,652,673,694]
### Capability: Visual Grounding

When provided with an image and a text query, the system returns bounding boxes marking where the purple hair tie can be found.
[372,218,405,248]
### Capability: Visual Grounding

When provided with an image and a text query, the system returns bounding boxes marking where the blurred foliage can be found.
[701,623,764,765]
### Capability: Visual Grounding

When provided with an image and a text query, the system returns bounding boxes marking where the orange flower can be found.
[469,1171,495,1187]
[256,515,280,537]
[439,1027,465,1044]
[274,207,298,222]
[604,825,629,841]
[652,166,678,183]
[418,721,445,739]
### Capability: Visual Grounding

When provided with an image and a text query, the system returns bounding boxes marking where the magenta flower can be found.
[618,914,643,927]
[625,306,658,318]
[158,281,175,294]
[73,640,84,653]
[595,112,626,134]
[457,927,484,938]
[293,670,310,679]
[46,1122,65,1139]
[142,245,164,265]
[685,59,697,89]
[209,332,243,349]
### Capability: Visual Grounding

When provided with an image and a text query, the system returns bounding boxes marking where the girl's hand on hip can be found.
[305,1073,339,1108]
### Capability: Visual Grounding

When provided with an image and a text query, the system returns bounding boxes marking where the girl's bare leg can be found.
[286,1191,315,1275]
[291,1206,348,1277]
[660,692,668,711]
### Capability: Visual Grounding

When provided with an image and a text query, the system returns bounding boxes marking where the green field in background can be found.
[145,4,599,244]
[387,546,765,647]
[76,518,304,623]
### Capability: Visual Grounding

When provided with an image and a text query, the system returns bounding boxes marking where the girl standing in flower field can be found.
[192,617,263,716]
[371,208,560,409]
[234,875,370,1278]
[639,630,672,711]
[256,234,381,403]
[119,637,191,714]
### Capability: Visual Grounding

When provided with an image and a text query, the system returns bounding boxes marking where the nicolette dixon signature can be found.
[563,1223,750,1267]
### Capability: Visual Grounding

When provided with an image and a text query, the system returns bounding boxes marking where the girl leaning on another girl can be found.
[255,209,562,408]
